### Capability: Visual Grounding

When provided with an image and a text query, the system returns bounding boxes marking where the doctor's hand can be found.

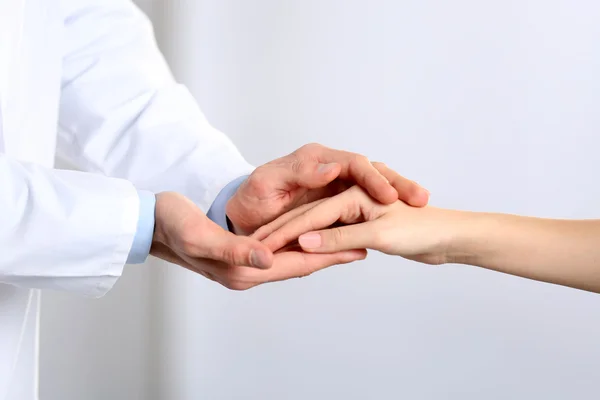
[226,143,429,236]
[150,192,366,290]
[254,185,460,265]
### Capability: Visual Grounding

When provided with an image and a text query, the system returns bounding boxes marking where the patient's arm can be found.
[255,186,600,294]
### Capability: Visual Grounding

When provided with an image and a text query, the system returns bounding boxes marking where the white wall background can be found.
[41,1,600,399]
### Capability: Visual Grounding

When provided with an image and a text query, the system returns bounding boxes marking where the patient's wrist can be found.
[442,210,487,265]
[445,211,503,266]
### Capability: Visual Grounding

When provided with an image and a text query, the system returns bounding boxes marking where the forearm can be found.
[451,212,600,292]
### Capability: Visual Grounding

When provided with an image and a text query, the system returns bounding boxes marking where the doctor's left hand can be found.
[149,192,366,290]
[226,143,430,236]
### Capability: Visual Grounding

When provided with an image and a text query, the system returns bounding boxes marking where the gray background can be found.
[41,0,600,399]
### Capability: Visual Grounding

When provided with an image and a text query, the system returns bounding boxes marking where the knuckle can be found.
[400,179,422,198]
[246,171,270,198]
[231,246,248,265]
[329,227,345,244]
[215,245,233,263]
[236,247,254,266]
[210,247,231,263]
[290,159,306,174]
[339,198,362,222]
[350,155,371,175]
[221,245,250,266]
[299,142,322,153]
[371,161,387,171]
[347,184,365,195]
[344,185,370,205]
[352,154,370,166]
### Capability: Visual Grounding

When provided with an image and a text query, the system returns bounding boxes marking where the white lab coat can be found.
[0,0,254,398]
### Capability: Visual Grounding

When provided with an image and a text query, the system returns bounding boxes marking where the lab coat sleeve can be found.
[0,154,139,297]
[56,0,255,215]
[125,190,156,264]
[206,175,250,231]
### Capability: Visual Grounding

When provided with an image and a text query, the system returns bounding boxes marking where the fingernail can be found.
[318,163,337,174]
[250,249,271,269]
[299,233,322,249]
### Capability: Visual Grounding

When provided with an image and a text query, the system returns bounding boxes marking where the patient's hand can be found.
[253,186,462,265]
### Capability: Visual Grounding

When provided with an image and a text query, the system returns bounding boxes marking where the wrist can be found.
[210,175,249,235]
[225,200,251,236]
[151,192,171,247]
[444,210,496,265]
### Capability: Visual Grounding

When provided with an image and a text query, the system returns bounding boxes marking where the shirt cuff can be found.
[207,175,248,231]
[126,190,156,264]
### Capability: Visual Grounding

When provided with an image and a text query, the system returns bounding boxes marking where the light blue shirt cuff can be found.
[126,190,156,264]
[207,175,249,231]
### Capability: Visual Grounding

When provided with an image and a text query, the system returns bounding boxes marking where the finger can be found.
[372,162,429,207]
[261,187,373,252]
[280,159,342,190]
[303,179,353,205]
[260,194,350,252]
[263,249,368,283]
[251,198,327,242]
[298,221,380,253]
[303,144,397,204]
[213,249,368,290]
[346,155,398,204]
[198,220,275,269]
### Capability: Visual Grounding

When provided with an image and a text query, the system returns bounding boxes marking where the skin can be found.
[150,144,429,290]
[255,185,600,294]
[150,192,367,290]
[225,143,429,235]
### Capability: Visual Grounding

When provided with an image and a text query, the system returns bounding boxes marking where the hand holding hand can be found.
[150,192,366,290]
[254,186,462,265]
[226,143,429,236]
[151,143,430,289]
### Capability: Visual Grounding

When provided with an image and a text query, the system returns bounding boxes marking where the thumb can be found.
[298,222,378,253]
[203,223,274,268]
[284,160,342,189]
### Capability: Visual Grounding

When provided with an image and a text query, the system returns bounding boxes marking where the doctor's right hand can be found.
[149,192,366,290]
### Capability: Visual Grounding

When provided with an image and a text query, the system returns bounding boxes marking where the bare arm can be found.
[453,212,600,292]
[256,186,600,293]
